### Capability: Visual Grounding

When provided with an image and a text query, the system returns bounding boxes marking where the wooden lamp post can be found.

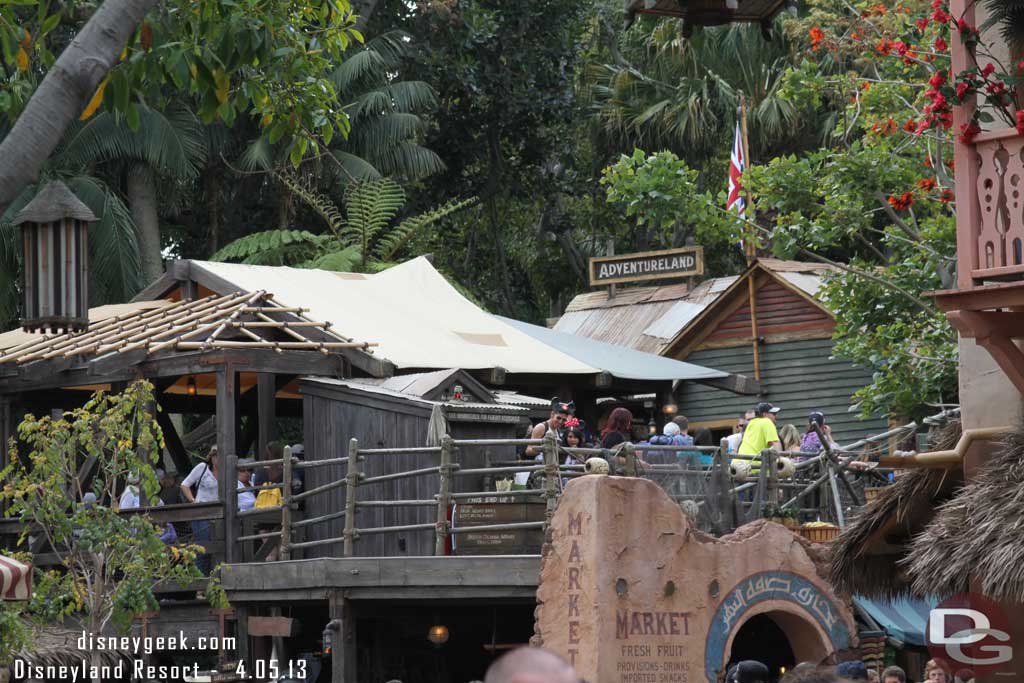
[624,0,796,38]
[12,181,94,334]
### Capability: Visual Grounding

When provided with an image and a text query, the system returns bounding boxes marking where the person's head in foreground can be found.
[484,647,577,683]
[924,659,952,683]
[879,666,905,683]
[836,661,868,681]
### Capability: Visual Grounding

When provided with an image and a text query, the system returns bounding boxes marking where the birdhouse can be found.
[12,181,94,334]
[624,0,795,37]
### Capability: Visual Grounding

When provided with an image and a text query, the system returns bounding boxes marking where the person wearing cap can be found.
[800,411,835,455]
[737,402,781,456]
[525,398,574,457]
[237,459,256,511]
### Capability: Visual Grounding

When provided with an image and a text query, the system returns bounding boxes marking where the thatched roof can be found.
[904,422,1024,602]
[829,421,963,598]
[13,181,96,224]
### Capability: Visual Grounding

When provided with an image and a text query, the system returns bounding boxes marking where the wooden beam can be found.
[257,373,277,461]
[88,348,149,376]
[247,616,297,637]
[131,270,180,302]
[329,591,357,683]
[155,401,193,474]
[948,310,1024,394]
[694,373,761,395]
[218,367,239,563]
[19,357,72,381]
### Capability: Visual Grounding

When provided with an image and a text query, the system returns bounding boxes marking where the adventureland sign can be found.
[589,247,704,287]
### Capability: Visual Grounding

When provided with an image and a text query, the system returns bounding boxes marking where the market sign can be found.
[589,246,704,287]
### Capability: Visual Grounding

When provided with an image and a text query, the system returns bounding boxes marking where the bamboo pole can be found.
[292,509,347,529]
[738,92,761,381]
[280,445,293,560]
[542,430,559,530]
[343,438,359,556]
[435,435,453,556]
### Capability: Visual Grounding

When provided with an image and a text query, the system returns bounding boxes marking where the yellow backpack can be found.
[255,486,282,508]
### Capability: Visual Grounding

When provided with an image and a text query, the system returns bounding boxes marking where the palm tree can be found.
[239,30,443,185]
[590,19,838,166]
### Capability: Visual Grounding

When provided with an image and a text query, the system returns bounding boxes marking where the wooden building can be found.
[299,370,530,557]
[555,259,888,443]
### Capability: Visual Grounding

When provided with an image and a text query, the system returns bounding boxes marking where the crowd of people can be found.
[527,397,842,472]
[474,648,962,683]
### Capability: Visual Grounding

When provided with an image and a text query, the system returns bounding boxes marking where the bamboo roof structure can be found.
[13,180,96,224]
[829,420,963,598]
[904,423,1024,602]
[0,290,376,367]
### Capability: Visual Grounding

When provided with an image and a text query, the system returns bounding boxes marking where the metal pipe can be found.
[877,426,1010,468]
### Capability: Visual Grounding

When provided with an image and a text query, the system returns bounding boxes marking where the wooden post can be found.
[217,366,238,565]
[827,464,845,528]
[606,239,616,300]
[225,453,239,564]
[329,590,357,683]
[257,373,277,462]
[623,442,637,477]
[343,438,359,557]
[280,445,293,561]
[764,448,778,506]
[435,435,453,556]
[747,276,762,381]
[542,430,558,529]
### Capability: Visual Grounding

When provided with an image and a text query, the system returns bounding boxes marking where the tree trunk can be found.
[205,169,222,254]
[127,163,164,284]
[0,0,159,216]
[353,0,382,32]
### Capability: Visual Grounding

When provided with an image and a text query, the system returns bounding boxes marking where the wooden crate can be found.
[800,524,840,543]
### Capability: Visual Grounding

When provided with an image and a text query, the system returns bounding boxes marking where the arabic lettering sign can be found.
[705,571,851,682]
[589,247,704,286]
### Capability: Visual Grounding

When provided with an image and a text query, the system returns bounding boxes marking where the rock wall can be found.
[533,476,857,683]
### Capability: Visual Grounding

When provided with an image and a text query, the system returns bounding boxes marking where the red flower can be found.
[939,189,955,203]
[932,8,950,22]
[876,39,891,55]
[931,0,943,8]
[893,40,909,55]
[809,26,825,49]
[904,119,917,132]
[929,72,947,87]
[959,121,981,144]
[1018,60,1024,71]
[916,18,929,31]
[924,155,933,167]
[934,36,948,51]
[982,63,996,77]
[955,82,970,99]
[986,81,1008,96]
[888,191,915,211]
[918,178,937,191]
[1016,110,1024,135]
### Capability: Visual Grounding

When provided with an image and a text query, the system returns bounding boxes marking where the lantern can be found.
[12,181,93,334]
[427,624,449,646]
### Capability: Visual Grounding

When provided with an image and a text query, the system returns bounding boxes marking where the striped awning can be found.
[854,595,939,646]
[0,555,32,600]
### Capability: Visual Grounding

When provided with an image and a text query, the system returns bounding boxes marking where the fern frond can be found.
[210,229,325,264]
[373,196,475,263]
[341,179,405,253]
[276,173,347,238]
[302,245,363,272]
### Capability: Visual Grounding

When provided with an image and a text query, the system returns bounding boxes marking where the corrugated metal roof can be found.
[493,391,550,407]
[305,376,528,413]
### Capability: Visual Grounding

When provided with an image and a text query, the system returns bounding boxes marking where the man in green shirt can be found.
[738,402,782,456]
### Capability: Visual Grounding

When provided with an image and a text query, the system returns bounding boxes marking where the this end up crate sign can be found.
[589,246,704,287]
[452,499,545,555]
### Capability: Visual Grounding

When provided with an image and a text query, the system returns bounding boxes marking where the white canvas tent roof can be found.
[189,258,727,382]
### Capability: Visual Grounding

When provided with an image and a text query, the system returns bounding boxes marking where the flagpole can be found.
[738,92,755,266]
[738,91,761,381]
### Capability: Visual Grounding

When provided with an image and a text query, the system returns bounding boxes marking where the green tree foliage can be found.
[0,382,203,642]
[212,177,473,271]
[0,0,362,164]
[739,0,960,417]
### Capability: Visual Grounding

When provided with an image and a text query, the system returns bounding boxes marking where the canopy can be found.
[0,555,31,600]
[854,595,939,646]
[191,258,727,382]
[497,316,726,382]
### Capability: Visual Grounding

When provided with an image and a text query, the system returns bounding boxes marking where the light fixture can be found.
[648,419,657,436]
[186,376,197,397]
[662,400,678,415]
[427,624,449,646]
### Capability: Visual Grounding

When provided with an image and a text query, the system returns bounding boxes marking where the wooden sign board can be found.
[588,246,704,286]
[453,501,545,556]
[247,615,297,637]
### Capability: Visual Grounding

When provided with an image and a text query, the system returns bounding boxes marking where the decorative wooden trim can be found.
[930,279,1024,312]
[947,310,1024,394]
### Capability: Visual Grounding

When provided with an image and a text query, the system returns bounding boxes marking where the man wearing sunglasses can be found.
[524,398,575,457]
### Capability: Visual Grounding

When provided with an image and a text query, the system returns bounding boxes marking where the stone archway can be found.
[724,606,834,679]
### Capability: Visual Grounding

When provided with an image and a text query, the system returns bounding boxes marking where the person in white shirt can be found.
[725,411,755,454]
[179,446,220,573]
[119,472,141,509]
[237,459,256,511]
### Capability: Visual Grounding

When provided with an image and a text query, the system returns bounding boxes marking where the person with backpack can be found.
[524,398,574,457]
[180,445,220,573]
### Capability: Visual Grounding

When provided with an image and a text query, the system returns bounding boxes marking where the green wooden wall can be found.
[677,337,888,445]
